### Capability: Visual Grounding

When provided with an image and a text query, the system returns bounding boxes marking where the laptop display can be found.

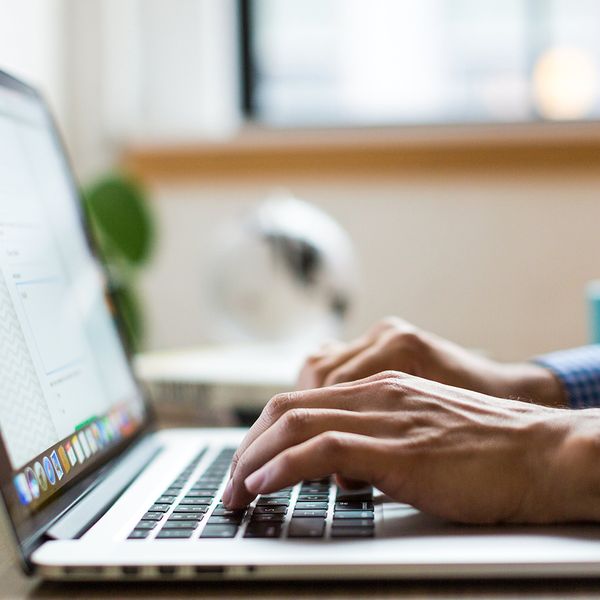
[0,72,147,534]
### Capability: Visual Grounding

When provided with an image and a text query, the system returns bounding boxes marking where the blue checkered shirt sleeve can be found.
[534,345,600,409]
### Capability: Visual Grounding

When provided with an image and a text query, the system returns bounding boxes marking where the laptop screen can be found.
[0,74,147,525]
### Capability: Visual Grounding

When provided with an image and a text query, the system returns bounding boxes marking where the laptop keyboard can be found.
[128,447,375,541]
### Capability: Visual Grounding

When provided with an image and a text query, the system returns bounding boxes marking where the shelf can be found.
[122,122,600,182]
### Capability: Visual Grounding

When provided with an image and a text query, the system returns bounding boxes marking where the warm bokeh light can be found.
[533,46,599,120]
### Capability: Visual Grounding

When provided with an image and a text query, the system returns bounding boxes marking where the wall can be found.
[138,169,600,362]
[7,2,595,363]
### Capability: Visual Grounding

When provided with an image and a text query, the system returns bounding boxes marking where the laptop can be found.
[2,68,600,582]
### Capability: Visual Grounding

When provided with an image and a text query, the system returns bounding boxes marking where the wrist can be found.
[543,412,600,521]
[499,362,567,407]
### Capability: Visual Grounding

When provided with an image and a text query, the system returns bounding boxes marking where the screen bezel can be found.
[0,68,155,570]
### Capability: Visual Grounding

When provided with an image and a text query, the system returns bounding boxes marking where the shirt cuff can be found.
[534,345,600,409]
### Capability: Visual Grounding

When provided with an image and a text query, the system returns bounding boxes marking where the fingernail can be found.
[245,469,267,493]
[222,479,233,505]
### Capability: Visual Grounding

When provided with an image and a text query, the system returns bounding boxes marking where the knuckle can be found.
[304,348,329,364]
[280,451,296,473]
[230,452,239,470]
[301,357,321,374]
[266,391,297,418]
[317,430,346,453]
[325,370,350,386]
[382,328,429,361]
[282,408,311,433]
[399,329,426,350]
[310,363,331,380]
[379,369,402,381]
[233,452,248,477]
[305,353,322,364]
[377,315,401,330]
[379,374,408,397]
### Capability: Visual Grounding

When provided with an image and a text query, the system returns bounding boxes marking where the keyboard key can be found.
[288,518,325,538]
[184,490,214,498]
[331,527,374,538]
[333,511,374,520]
[297,494,329,502]
[172,479,189,486]
[156,496,178,504]
[293,509,327,518]
[335,501,374,511]
[167,513,205,521]
[336,488,373,502]
[141,512,165,521]
[256,498,290,507]
[252,506,287,514]
[162,520,200,529]
[207,515,244,525]
[211,507,245,517]
[200,525,238,538]
[260,491,292,499]
[299,487,329,495]
[250,513,286,523]
[244,523,282,538]
[179,497,213,506]
[294,501,328,510]
[331,519,374,528]
[133,521,157,530]
[149,504,171,513]
[156,529,194,539]
[128,530,150,539]
[173,505,209,514]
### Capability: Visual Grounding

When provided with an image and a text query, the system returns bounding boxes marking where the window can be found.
[242,0,600,127]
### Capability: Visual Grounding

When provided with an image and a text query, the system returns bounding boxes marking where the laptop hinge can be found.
[45,436,163,540]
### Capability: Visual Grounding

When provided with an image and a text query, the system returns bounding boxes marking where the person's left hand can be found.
[223,371,600,524]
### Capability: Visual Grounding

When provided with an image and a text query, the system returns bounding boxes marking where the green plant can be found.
[82,173,154,351]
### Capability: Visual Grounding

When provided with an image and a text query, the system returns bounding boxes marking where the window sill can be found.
[122,121,600,183]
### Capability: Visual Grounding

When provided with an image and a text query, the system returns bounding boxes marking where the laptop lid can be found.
[0,70,151,565]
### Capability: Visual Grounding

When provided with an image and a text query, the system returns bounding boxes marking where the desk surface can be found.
[4,418,600,598]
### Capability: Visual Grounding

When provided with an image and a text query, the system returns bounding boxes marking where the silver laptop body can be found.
[1,68,600,582]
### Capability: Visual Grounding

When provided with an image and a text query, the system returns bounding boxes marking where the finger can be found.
[335,474,368,490]
[371,316,413,335]
[242,432,396,501]
[298,334,376,389]
[299,340,345,366]
[228,409,404,508]
[318,339,345,352]
[323,342,394,386]
[230,370,406,477]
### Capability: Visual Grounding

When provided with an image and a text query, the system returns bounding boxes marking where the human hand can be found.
[298,317,565,407]
[224,371,598,524]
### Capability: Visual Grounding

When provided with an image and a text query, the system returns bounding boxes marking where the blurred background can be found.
[3,0,600,365]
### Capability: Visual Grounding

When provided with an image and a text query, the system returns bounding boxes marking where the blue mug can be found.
[588,280,600,344]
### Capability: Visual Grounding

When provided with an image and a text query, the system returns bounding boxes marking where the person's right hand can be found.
[298,317,565,407]
[224,371,599,524]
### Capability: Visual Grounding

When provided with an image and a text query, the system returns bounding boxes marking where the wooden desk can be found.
[4,419,600,598]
